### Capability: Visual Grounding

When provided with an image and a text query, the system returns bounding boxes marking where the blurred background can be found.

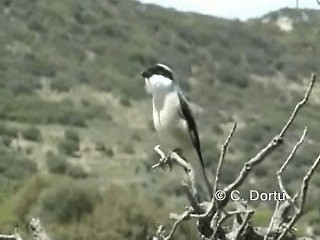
[0,0,320,239]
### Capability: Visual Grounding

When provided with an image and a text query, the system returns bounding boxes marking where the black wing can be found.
[178,92,205,169]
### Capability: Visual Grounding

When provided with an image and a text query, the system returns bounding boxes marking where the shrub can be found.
[0,147,37,181]
[119,97,132,107]
[217,61,249,88]
[40,182,100,223]
[72,185,198,240]
[57,110,86,127]
[122,143,135,154]
[51,78,73,92]
[66,165,88,179]
[64,129,80,143]
[14,175,50,221]
[0,124,18,138]
[22,126,42,142]
[1,135,12,147]
[46,152,68,174]
[58,139,79,156]
[58,129,80,156]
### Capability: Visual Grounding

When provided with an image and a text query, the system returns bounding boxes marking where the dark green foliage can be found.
[95,141,114,157]
[121,143,135,154]
[58,139,79,156]
[14,175,50,221]
[0,124,18,138]
[53,185,197,240]
[22,126,42,142]
[119,97,132,107]
[46,152,68,174]
[58,129,80,156]
[40,182,100,223]
[0,124,18,147]
[66,165,88,179]
[217,61,250,88]
[0,147,36,181]
[64,129,80,143]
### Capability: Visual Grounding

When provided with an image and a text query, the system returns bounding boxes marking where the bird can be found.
[141,63,212,199]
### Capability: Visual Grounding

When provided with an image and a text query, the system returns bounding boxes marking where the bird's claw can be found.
[152,145,173,170]
[158,155,172,170]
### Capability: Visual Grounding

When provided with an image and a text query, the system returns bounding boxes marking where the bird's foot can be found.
[152,145,173,170]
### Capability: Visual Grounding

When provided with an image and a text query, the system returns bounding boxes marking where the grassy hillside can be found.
[0,0,320,238]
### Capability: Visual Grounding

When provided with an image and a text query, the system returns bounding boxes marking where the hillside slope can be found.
[0,0,320,238]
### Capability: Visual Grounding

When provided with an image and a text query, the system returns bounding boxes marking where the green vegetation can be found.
[0,0,319,238]
[22,126,42,142]
[58,129,80,156]
[40,181,100,223]
[46,151,68,174]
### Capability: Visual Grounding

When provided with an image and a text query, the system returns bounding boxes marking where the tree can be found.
[149,74,317,240]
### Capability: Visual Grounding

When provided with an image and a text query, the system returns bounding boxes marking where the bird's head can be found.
[141,63,174,95]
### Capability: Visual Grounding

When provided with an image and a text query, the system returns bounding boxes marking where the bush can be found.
[217,61,249,88]
[1,135,12,147]
[66,165,88,179]
[119,97,132,107]
[64,129,80,143]
[121,143,135,154]
[58,139,79,156]
[95,142,114,157]
[40,182,100,223]
[0,147,37,181]
[0,124,18,138]
[65,185,198,240]
[22,126,42,142]
[46,152,68,174]
[58,129,80,156]
[14,175,50,221]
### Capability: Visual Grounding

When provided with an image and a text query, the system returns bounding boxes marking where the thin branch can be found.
[277,128,307,204]
[278,73,315,138]
[277,153,320,240]
[223,74,316,206]
[165,209,192,240]
[30,218,50,240]
[170,151,198,200]
[213,122,237,199]
[181,182,202,213]
[0,228,22,240]
[152,145,199,200]
[234,210,254,239]
[264,200,281,240]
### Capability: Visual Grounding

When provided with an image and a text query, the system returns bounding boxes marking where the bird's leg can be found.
[152,145,173,170]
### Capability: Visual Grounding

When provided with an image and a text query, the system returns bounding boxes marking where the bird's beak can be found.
[141,70,150,78]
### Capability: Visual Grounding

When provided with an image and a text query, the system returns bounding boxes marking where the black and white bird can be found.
[141,63,211,198]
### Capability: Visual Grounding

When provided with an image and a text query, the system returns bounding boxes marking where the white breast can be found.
[152,92,191,150]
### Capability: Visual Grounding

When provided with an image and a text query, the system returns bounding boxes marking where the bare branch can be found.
[277,153,320,240]
[30,218,50,240]
[223,74,316,205]
[277,128,307,202]
[234,210,254,239]
[0,228,22,240]
[213,122,237,199]
[278,74,315,138]
[181,182,202,213]
[150,73,317,240]
[170,151,198,199]
[165,209,193,240]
